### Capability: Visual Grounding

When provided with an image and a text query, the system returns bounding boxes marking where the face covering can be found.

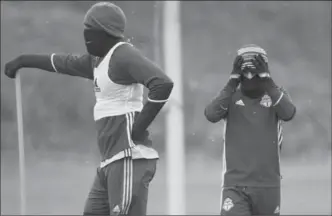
[83,28,120,57]
[240,76,266,98]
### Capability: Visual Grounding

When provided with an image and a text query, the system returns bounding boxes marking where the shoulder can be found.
[232,89,242,100]
[275,85,291,97]
[226,89,241,109]
[112,43,144,64]
[110,42,154,72]
[107,43,142,84]
[278,86,288,94]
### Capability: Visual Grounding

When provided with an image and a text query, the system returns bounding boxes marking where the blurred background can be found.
[1,1,331,215]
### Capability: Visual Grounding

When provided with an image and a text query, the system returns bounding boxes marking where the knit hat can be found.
[237,44,268,70]
[83,2,126,38]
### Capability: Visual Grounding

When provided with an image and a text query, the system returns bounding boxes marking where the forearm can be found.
[265,79,296,121]
[132,79,173,141]
[205,78,239,123]
[18,54,55,72]
[17,53,94,80]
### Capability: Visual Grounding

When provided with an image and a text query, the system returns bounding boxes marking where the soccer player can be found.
[4,2,173,216]
[204,45,296,216]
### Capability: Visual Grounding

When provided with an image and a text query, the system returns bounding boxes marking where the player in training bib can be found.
[205,45,296,216]
[4,2,173,215]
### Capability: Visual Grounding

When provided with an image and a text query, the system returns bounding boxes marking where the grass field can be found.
[1,150,331,215]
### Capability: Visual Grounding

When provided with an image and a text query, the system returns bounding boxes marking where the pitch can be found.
[1,151,331,215]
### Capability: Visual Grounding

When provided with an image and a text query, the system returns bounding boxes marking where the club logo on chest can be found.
[222,197,234,211]
[260,94,272,107]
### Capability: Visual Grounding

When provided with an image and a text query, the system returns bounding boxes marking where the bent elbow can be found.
[204,108,222,123]
[165,81,174,91]
[161,82,174,98]
[147,81,174,103]
[281,107,296,122]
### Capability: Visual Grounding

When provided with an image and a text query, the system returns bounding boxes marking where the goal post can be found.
[163,1,186,215]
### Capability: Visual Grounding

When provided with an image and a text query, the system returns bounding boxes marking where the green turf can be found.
[1,151,331,215]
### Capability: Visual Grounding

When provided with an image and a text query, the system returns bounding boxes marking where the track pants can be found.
[83,158,157,216]
[220,186,281,216]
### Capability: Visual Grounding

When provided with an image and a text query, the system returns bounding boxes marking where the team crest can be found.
[111,205,121,215]
[260,94,272,107]
[222,197,234,211]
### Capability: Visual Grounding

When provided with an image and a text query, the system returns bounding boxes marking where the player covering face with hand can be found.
[205,45,296,216]
[4,2,173,216]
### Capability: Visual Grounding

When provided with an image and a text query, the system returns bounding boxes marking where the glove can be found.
[251,54,270,78]
[230,55,244,80]
[4,57,22,79]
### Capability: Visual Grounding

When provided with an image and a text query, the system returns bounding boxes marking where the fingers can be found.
[254,54,266,66]
[4,65,11,77]
[5,71,16,79]
[250,54,266,69]
[238,56,244,67]
[237,55,244,64]
[233,55,240,65]
[242,67,252,74]
[234,55,244,68]
[249,58,261,73]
